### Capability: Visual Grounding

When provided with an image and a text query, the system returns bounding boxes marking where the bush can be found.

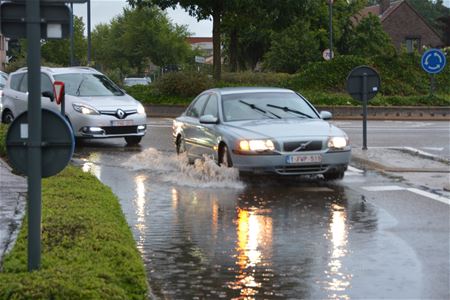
[219,72,291,87]
[153,71,214,98]
[287,55,370,92]
[0,123,8,157]
[0,165,149,299]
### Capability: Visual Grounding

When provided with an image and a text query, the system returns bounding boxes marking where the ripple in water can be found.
[123,148,245,189]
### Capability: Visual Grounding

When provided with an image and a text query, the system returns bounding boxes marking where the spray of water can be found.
[123,148,244,189]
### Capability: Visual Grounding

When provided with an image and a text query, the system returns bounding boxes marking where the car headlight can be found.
[137,103,146,115]
[328,136,348,150]
[72,103,100,115]
[239,139,275,152]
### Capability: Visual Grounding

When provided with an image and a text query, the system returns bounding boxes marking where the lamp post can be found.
[328,0,334,60]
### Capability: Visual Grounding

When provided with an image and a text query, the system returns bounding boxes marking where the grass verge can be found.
[0,124,148,299]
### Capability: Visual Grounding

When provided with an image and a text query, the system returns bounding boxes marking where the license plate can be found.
[286,154,322,164]
[111,120,134,126]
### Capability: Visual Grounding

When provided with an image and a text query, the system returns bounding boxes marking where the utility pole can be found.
[328,0,334,59]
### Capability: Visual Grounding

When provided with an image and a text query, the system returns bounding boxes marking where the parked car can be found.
[172,87,351,179]
[1,67,147,145]
[123,77,151,87]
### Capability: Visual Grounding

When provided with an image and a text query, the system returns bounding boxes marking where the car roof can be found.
[13,66,102,75]
[206,87,296,96]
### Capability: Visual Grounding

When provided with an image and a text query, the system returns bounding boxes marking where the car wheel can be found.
[125,136,142,145]
[2,110,14,124]
[176,136,186,154]
[219,144,233,167]
[323,170,345,181]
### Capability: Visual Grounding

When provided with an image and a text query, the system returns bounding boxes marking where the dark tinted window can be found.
[10,73,25,91]
[186,94,209,118]
[203,94,218,118]
[53,73,124,97]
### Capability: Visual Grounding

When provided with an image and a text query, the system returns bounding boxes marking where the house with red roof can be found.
[355,0,444,52]
[187,37,213,64]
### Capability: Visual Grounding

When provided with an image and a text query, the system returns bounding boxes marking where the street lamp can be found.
[328,0,334,60]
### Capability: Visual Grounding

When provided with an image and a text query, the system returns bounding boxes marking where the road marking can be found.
[406,188,450,206]
[422,147,445,151]
[362,186,405,192]
[362,185,450,205]
[147,124,172,128]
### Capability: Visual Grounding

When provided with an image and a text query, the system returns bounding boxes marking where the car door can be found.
[182,93,210,159]
[10,72,29,117]
[196,93,220,159]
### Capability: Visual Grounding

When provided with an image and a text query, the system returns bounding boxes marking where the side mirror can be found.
[320,111,332,120]
[42,91,55,102]
[199,115,219,124]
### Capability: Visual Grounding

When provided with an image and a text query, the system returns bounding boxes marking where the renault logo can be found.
[116,109,126,119]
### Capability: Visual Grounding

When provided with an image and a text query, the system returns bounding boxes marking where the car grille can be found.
[283,140,323,152]
[102,126,138,135]
[275,164,328,175]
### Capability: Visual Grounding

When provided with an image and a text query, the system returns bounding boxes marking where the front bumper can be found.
[231,150,351,175]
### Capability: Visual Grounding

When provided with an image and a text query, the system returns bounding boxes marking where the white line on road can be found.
[348,166,364,173]
[362,186,450,205]
[362,186,406,192]
[407,188,450,206]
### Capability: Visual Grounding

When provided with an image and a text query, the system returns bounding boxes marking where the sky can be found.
[75,0,450,37]
[73,0,213,37]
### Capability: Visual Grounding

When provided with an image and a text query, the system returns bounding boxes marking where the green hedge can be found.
[0,124,7,157]
[124,53,450,106]
[0,126,148,299]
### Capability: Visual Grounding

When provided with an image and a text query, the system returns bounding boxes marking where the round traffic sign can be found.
[6,109,75,178]
[322,49,334,61]
[421,49,446,74]
[346,66,381,102]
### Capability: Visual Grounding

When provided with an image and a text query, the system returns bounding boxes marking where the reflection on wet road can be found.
[74,143,446,299]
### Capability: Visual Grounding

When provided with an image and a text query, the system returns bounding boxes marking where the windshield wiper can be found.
[239,100,281,119]
[266,104,313,119]
[75,77,86,96]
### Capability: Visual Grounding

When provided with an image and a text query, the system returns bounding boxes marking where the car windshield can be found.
[54,73,124,97]
[222,92,319,122]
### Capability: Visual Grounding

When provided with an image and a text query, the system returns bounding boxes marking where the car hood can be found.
[67,94,139,110]
[223,118,345,139]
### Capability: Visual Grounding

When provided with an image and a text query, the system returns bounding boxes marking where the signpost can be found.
[421,48,447,97]
[322,49,334,61]
[0,0,75,272]
[346,66,381,150]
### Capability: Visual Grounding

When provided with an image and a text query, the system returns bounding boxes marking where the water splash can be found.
[123,148,245,189]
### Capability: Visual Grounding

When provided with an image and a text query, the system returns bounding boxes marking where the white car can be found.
[123,77,151,87]
[1,67,147,145]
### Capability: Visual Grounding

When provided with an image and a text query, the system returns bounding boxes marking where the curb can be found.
[144,104,450,120]
[351,155,450,173]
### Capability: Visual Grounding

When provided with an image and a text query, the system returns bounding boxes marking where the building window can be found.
[405,38,420,53]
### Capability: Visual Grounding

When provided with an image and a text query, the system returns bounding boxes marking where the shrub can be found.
[0,165,149,299]
[153,71,214,98]
[219,72,291,87]
[0,123,8,157]
[287,55,370,92]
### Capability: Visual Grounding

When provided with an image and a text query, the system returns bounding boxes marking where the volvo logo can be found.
[116,109,126,119]
[294,141,311,152]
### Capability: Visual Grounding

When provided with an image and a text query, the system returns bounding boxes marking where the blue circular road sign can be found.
[421,49,447,74]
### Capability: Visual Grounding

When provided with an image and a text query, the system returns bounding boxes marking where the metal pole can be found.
[362,73,368,150]
[87,0,91,65]
[26,0,42,271]
[430,74,434,97]
[70,3,74,66]
[329,0,333,59]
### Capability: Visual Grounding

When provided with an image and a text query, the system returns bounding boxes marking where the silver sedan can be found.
[173,87,351,179]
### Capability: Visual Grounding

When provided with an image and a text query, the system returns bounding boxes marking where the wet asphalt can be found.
[71,119,449,299]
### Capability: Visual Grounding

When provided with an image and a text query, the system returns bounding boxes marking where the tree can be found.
[41,16,87,66]
[128,0,232,80]
[347,14,395,57]
[92,6,192,75]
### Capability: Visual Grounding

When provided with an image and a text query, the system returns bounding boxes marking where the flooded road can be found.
[73,120,449,299]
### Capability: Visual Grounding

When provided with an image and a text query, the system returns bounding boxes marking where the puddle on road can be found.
[122,148,245,189]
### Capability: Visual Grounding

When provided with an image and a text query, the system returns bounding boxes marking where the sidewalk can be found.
[0,158,26,268]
